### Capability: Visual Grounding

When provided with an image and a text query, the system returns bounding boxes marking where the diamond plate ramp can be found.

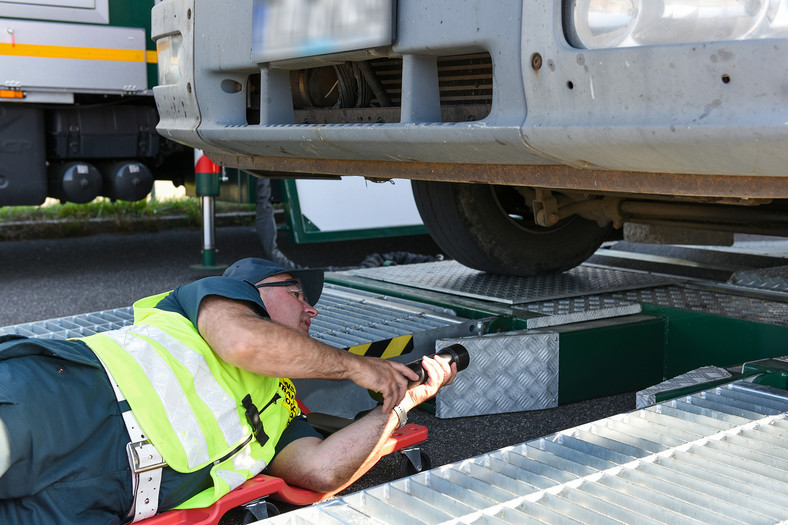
[346,260,676,304]
[729,265,788,293]
[636,365,733,409]
[434,333,559,418]
[603,285,788,326]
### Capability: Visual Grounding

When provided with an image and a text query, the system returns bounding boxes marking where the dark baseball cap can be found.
[223,258,324,306]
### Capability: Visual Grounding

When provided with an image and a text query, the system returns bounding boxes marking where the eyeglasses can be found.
[253,279,308,303]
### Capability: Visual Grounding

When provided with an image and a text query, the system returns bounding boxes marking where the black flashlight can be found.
[404,343,470,386]
[367,343,470,403]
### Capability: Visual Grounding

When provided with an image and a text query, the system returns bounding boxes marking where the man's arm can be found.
[265,356,456,494]
[196,295,419,412]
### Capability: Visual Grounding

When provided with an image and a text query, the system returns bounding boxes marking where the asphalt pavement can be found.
[0,223,442,327]
[0,223,635,520]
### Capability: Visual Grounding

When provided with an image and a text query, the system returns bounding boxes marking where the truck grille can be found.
[371,53,493,108]
[248,53,493,125]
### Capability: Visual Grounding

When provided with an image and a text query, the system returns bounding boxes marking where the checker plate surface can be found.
[636,365,732,409]
[518,296,642,329]
[346,261,676,304]
[434,333,559,418]
[602,285,788,326]
[730,265,788,293]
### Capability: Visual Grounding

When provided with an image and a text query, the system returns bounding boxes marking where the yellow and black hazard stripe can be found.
[346,334,414,359]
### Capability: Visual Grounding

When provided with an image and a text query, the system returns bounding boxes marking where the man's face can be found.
[256,273,318,335]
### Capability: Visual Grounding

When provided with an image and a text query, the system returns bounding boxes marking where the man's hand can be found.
[266,352,458,495]
[399,354,458,412]
[348,356,421,413]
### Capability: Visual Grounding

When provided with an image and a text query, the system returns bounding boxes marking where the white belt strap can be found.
[97,358,165,522]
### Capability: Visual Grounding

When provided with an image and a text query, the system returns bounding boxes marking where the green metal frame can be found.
[552,316,667,404]
[642,304,788,378]
[107,1,158,89]
[744,358,788,389]
[191,175,427,244]
[550,305,788,404]
[281,180,427,244]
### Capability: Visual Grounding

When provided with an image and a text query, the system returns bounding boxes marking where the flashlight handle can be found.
[368,344,470,402]
[406,353,452,385]
[405,343,470,386]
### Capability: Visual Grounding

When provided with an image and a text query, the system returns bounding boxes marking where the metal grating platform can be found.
[0,307,134,340]
[346,261,677,305]
[0,284,473,349]
[308,285,471,349]
[263,381,788,524]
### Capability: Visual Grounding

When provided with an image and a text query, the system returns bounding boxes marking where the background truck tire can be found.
[411,181,610,276]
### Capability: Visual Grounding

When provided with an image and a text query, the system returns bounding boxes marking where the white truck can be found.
[0,0,190,207]
[152,0,788,276]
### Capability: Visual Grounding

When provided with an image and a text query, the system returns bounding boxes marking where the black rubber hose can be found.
[357,60,392,107]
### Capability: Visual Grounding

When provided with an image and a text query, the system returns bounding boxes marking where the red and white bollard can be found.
[192,149,225,270]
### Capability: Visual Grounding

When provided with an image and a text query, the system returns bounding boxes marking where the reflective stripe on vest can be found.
[79,291,298,508]
[103,325,246,469]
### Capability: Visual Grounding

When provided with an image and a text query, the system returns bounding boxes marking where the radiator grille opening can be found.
[246,52,492,125]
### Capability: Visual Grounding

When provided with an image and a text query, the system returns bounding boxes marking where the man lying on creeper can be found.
[0,257,456,524]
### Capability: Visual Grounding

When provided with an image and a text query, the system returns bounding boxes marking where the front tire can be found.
[411,181,610,276]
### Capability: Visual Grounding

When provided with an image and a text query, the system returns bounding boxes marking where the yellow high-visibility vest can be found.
[79,291,300,509]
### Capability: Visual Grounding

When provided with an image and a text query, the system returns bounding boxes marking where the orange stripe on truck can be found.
[0,42,146,62]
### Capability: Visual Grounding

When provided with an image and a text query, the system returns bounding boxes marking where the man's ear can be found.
[251,299,271,320]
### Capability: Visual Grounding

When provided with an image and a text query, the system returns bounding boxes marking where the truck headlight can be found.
[156,34,184,85]
[565,0,788,49]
